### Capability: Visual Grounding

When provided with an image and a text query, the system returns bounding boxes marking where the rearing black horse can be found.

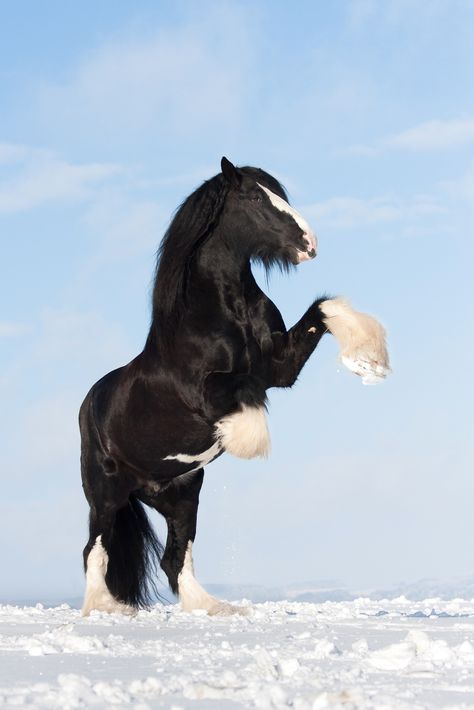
[80,158,389,616]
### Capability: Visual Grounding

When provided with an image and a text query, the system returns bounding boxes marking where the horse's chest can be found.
[240,324,273,373]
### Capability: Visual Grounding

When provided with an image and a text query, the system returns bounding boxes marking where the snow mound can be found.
[0,598,474,708]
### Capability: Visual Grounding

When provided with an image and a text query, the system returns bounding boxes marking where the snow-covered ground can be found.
[1,598,474,709]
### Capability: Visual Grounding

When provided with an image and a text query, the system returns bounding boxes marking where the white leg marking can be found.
[178,542,246,616]
[82,535,135,617]
[320,297,391,385]
[258,182,317,260]
[216,404,270,459]
[163,440,221,465]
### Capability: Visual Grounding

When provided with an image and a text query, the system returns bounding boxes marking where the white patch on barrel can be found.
[320,297,390,385]
[82,535,134,617]
[178,542,245,616]
[257,183,317,260]
[163,440,221,467]
[216,404,270,459]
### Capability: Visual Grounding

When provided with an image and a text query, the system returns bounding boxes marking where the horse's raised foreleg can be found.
[152,470,245,615]
[270,296,328,387]
[271,296,390,387]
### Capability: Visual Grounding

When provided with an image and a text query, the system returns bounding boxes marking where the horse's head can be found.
[220,157,317,268]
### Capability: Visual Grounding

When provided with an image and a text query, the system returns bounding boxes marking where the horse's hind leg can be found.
[81,452,136,616]
[82,514,132,616]
[80,394,162,616]
[151,470,245,616]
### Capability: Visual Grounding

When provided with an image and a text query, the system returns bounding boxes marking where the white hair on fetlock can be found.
[178,542,246,616]
[320,297,391,385]
[82,535,135,617]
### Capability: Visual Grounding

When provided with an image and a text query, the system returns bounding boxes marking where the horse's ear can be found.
[221,156,241,187]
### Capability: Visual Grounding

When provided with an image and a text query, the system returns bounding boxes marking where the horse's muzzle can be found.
[296,231,317,262]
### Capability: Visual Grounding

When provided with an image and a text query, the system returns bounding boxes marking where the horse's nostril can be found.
[307,248,316,258]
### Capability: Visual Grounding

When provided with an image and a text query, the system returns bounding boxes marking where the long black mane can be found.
[149,166,288,342]
[151,173,228,328]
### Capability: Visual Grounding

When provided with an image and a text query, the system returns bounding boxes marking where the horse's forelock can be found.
[239,166,288,203]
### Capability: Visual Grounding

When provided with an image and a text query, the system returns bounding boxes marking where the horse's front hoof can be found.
[342,354,391,385]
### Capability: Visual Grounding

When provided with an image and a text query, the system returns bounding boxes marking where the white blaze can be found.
[257,183,317,261]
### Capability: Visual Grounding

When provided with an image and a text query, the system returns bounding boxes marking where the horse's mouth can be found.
[294,231,317,263]
[294,244,317,263]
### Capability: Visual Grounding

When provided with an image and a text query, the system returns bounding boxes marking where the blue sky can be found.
[1,0,473,599]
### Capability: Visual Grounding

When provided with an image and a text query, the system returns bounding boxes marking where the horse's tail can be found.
[105,495,164,608]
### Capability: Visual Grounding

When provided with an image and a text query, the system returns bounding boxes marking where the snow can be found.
[1,597,474,708]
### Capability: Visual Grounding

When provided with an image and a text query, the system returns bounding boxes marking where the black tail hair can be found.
[105,495,164,608]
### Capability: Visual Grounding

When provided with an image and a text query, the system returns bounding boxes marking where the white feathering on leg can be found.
[178,542,246,616]
[216,404,270,459]
[320,297,391,385]
[82,535,134,616]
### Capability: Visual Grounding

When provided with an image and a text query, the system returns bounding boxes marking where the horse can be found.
[80,157,390,616]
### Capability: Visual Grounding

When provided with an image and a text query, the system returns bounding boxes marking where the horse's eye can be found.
[251,193,262,203]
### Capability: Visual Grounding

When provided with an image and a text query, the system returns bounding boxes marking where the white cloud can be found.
[344,118,474,156]
[440,162,474,203]
[0,144,121,213]
[0,321,31,337]
[37,5,255,141]
[305,193,445,229]
[346,0,473,29]
[83,195,165,260]
[346,0,377,29]
[33,309,132,367]
[385,119,474,152]
[0,143,31,164]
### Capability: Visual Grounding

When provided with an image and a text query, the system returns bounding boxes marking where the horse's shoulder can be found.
[249,290,285,334]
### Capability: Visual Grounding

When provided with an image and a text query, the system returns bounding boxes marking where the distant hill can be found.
[3,575,474,608]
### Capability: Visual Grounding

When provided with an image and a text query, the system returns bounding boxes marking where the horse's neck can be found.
[144,236,265,359]
[194,238,262,310]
